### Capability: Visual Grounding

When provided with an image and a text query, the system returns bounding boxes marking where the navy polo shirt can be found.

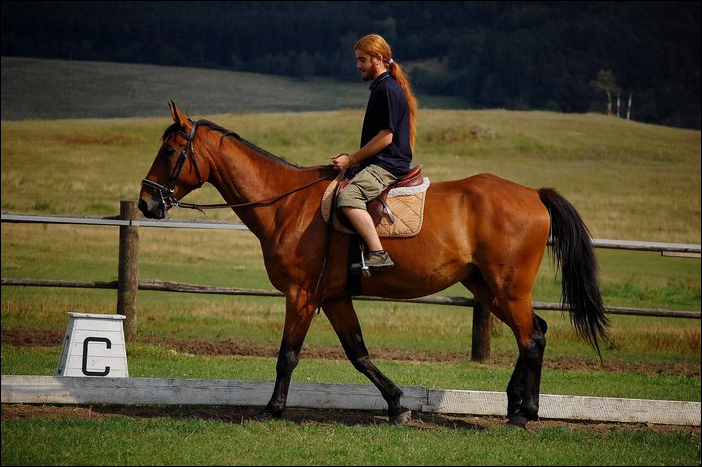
[360,72,412,177]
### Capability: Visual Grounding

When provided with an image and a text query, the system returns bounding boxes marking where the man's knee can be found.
[337,186,367,210]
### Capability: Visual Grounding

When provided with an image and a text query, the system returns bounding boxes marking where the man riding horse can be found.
[331,34,418,273]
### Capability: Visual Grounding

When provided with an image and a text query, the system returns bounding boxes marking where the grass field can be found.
[1,57,700,465]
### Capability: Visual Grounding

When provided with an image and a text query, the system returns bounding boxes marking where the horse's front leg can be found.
[322,296,411,425]
[259,295,316,419]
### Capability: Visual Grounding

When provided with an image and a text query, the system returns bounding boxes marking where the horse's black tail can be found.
[539,188,610,359]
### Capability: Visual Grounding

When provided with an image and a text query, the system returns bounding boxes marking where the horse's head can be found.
[139,102,206,219]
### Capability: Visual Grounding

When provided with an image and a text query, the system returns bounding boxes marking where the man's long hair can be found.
[355,34,418,149]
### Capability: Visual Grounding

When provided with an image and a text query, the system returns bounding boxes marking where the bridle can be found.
[141,120,203,210]
[141,119,332,213]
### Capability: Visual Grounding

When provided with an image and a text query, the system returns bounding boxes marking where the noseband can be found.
[141,120,204,209]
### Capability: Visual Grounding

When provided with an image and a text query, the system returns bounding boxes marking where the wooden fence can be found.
[3,375,699,426]
[2,202,700,361]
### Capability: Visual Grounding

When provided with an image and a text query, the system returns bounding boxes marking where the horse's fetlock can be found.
[522,401,539,420]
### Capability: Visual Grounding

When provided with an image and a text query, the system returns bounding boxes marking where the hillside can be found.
[0,57,464,120]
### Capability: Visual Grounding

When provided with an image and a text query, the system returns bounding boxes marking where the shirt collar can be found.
[369,72,391,90]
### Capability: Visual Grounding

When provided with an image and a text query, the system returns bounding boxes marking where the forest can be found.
[1,1,699,129]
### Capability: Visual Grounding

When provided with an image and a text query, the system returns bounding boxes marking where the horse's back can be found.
[424,172,550,263]
[432,172,540,198]
[425,173,550,229]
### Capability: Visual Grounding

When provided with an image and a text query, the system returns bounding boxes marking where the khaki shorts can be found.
[336,164,398,210]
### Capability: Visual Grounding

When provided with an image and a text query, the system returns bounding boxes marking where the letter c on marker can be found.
[82,337,112,376]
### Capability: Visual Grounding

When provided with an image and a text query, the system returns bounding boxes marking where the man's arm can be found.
[332,129,393,170]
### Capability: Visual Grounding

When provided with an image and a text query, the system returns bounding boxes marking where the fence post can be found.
[117,200,139,343]
[471,301,491,361]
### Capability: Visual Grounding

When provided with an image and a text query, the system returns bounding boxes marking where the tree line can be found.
[1,1,699,129]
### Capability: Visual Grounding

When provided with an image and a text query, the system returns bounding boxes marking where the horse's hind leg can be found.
[322,296,411,425]
[505,313,547,428]
[462,278,547,428]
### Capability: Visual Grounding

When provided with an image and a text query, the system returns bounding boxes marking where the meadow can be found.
[1,58,700,465]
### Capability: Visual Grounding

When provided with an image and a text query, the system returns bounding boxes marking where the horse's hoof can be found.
[389,409,412,425]
[505,415,528,430]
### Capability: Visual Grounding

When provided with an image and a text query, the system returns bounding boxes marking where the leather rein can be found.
[141,120,333,213]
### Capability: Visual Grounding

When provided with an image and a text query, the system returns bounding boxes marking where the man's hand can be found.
[331,153,354,170]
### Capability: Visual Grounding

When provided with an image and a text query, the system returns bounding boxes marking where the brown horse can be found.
[139,102,609,429]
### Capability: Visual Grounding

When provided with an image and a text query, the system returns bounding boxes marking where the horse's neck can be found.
[207,144,282,197]
[204,140,319,236]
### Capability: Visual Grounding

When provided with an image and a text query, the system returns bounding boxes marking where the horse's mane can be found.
[161,120,302,169]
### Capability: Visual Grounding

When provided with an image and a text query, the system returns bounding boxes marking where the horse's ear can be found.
[169,101,188,128]
[169,101,178,123]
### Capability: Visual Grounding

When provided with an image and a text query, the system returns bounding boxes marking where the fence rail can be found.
[3,375,699,426]
[3,212,701,255]
[1,278,699,320]
[2,208,700,360]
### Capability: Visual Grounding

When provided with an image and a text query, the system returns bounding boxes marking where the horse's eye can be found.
[164,147,176,157]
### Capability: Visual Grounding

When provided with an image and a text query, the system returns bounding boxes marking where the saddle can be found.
[321,165,430,237]
[344,165,423,225]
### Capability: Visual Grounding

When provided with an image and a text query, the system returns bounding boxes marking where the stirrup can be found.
[360,244,370,278]
[349,244,372,277]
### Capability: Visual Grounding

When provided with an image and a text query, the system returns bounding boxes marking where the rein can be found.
[142,118,333,213]
[174,175,333,212]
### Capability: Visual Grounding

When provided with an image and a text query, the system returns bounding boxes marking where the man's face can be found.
[355,50,381,81]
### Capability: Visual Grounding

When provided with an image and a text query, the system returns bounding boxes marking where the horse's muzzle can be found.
[138,197,168,219]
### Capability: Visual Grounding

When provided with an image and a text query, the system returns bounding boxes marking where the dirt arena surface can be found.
[3,328,699,378]
[2,327,699,434]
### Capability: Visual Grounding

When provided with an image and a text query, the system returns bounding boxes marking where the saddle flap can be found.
[368,165,423,225]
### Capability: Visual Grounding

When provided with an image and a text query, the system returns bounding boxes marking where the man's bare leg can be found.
[342,207,394,271]
[341,207,383,250]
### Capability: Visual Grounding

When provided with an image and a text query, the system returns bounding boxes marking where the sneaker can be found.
[350,250,395,274]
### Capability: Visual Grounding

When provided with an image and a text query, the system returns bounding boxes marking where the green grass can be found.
[2,416,699,466]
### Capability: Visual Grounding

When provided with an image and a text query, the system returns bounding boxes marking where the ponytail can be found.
[387,60,417,150]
